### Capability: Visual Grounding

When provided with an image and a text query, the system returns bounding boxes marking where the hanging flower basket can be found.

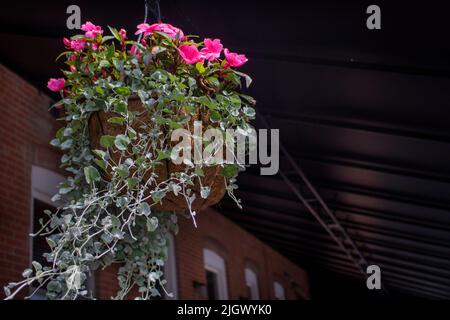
[4,21,255,300]
[88,95,227,212]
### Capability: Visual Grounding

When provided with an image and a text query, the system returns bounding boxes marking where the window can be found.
[163,233,178,299]
[273,281,286,300]
[203,248,228,300]
[245,267,260,300]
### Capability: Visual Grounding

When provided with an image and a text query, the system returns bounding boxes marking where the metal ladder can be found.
[259,114,371,278]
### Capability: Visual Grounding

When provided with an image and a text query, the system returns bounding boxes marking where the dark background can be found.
[1,0,450,299]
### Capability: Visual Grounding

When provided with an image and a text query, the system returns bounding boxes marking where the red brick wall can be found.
[173,208,310,300]
[0,64,310,300]
[95,208,310,300]
[0,64,61,298]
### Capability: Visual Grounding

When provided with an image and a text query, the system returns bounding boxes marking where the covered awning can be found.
[2,0,450,299]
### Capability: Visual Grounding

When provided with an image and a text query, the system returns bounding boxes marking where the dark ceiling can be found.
[1,0,450,299]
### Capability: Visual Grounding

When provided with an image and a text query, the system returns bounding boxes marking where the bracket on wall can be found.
[258,114,388,295]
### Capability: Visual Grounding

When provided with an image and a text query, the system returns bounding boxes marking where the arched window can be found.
[273,281,286,300]
[163,233,178,299]
[245,267,260,300]
[203,248,228,300]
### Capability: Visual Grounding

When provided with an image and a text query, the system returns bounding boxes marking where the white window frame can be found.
[203,248,228,300]
[163,233,178,299]
[245,267,260,300]
[273,281,286,300]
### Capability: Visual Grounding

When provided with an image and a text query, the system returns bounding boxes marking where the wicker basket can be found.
[88,97,226,213]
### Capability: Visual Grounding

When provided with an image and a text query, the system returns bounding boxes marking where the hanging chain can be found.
[137,0,162,43]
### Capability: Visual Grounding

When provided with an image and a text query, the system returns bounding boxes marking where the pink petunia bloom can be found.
[178,45,202,64]
[63,38,86,52]
[200,38,223,61]
[135,22,184,40]
[81,21,104,38]
[223,48,248,68]
[47,78,65,92]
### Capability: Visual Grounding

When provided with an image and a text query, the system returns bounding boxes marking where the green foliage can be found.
[5,23,255,301]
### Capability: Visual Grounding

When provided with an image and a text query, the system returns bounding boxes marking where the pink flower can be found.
[68,55,76,72]
[81,21,103,38]
[224,49,248,68]
[47,78,65,92]
[71,39,85,51]
[119,28,127,40]
[63,38,86,51]
[136,23,150,35]
[63,38,71,47]
[200,38,223,61]
[178,45,202,64]
[135,23,184,40]
[128,44,142,56]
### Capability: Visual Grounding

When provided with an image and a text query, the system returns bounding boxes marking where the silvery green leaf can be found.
[84,253,94,261]
[148,271,159,282]
[47,280,62,293]
[61,154,70,163]
[200,186,210,199]
[171,184,181,196]
[92,149,106,160]
[4,286,11,297]
[32,261,42,272]
[94,242,102,253]
[100,135,115,148]
[101,233,113,244]
[69,226,82,237]
[146,217,158,232]
[60,139,73,150]
[124,158,134,167]
[183,158,194,166]
[139,203,151,216]
[111,229,124,239]
[151,191,164,203]
[63,214,73,224]
[243,106,256,117]
[115,196,129,208]
[110,215,121,228]
[50,139,60,147]
[22,268,32,278]
[101,216,112,227]
[66,267,82,291]
[46,238,56,249]
[84,166,100,184]
[63,127,73,136]
[59,187,73,194]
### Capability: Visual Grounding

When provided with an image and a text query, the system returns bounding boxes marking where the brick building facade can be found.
[0,64,309,300]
